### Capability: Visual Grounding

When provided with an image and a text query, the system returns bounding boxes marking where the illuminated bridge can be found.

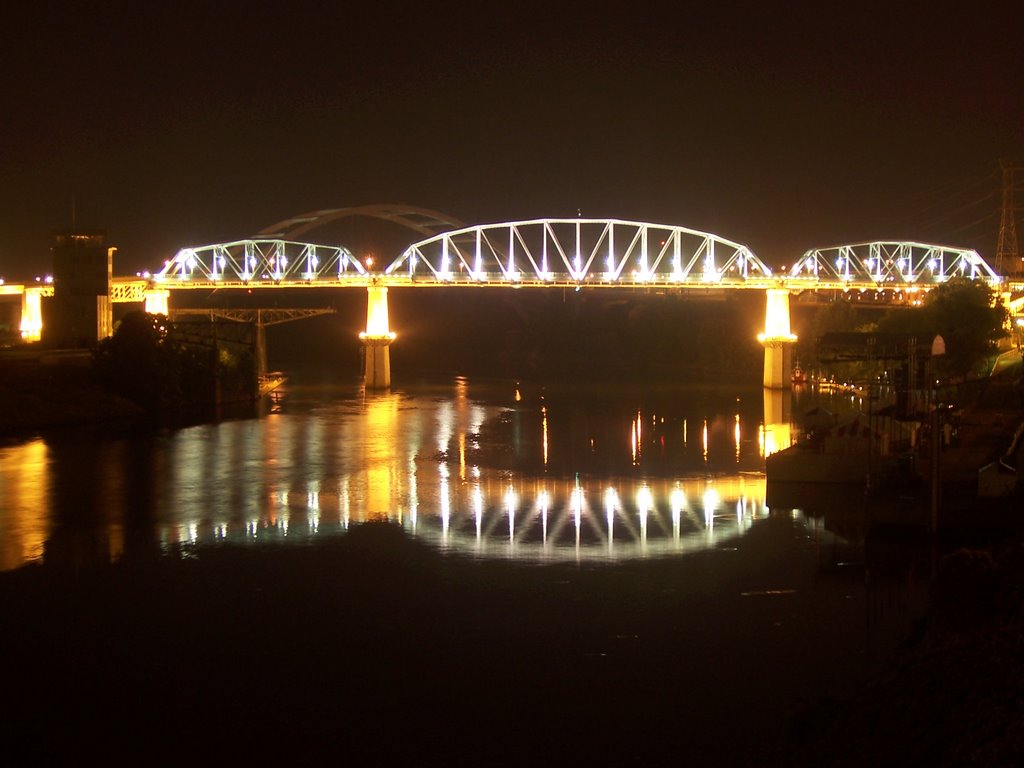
[7,211,1009,389]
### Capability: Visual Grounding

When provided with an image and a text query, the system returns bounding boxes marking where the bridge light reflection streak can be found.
[542,406,549,467]
[671,486,685,545]
[505,486,518,546]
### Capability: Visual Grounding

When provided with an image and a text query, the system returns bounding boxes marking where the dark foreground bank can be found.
[781,544,1024,767]
[1,519,892,766]
[3,521,1020,766]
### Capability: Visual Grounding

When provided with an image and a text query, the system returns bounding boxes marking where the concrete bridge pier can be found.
[360,283,396,389]
[19,288,43,342]
[759,288,796,389]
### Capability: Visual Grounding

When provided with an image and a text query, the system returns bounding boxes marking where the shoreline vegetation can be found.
[0,311,260,436]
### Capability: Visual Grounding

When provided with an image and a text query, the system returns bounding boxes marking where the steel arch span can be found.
[787,241,1001,289]
[385,218,772,287]
[255,204,466,241]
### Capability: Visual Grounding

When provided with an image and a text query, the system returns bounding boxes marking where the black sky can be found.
[2,1,1022,277]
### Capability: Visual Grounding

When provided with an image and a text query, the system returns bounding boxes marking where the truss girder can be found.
[154,239,367,286]
[787,241,1001,288]
[110,279,148,303]
[168,308,337,326]
[386,219,771,286]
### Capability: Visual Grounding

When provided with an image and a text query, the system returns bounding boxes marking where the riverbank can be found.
[780,542,1024,766]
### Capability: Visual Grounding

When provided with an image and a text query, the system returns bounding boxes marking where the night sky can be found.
[3,2,1021,278]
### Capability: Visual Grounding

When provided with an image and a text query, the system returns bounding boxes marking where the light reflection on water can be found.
[0,377,838,571]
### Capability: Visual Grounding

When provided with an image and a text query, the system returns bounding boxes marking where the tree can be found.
[94,311,182,410]
[878,278,1007,378]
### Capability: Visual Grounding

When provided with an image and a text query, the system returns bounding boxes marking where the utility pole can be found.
[996,159,1022,276]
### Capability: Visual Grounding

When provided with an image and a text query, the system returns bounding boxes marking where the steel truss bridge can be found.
[146,219,1002,293]
[6,214,1016,389]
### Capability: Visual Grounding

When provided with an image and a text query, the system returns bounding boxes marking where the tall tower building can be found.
[44,228,113,347]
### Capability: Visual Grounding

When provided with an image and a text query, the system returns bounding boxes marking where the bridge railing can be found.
[153,239,367,284]
[386,219,772,285]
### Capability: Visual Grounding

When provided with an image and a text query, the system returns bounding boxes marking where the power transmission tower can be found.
[996,158,1023,276]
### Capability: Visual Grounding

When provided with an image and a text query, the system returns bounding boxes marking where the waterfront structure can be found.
[44,229,113,347]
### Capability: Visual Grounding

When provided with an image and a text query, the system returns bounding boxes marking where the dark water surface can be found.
[0,376,929,764]
[0,376,869,569]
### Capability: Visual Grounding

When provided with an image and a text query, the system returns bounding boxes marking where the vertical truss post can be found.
[475,228,483,278]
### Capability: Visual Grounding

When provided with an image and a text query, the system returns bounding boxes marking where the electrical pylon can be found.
[996,159,1022,276]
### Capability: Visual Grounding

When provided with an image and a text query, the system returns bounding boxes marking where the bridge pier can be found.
[758,288,796,389]
[360,283,396,389]
[144,288,170,315]
[19,288,43,342]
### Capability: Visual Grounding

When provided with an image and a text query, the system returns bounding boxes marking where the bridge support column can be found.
[144,288,170,315]
[758,288,797,389]
[20,288,43,342]
[360,283,396,389]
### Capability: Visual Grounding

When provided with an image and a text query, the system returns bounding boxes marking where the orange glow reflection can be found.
[0,439,50,570]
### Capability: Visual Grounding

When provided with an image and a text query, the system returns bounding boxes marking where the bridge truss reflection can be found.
[406,473,768,561]
[164,466,768,563]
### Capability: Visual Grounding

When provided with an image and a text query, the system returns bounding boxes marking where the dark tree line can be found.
[795,278,1008,380]
[94,311,256,412]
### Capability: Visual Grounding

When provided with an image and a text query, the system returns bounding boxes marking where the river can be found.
[0,375,932,763]
[0,376,875,570]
